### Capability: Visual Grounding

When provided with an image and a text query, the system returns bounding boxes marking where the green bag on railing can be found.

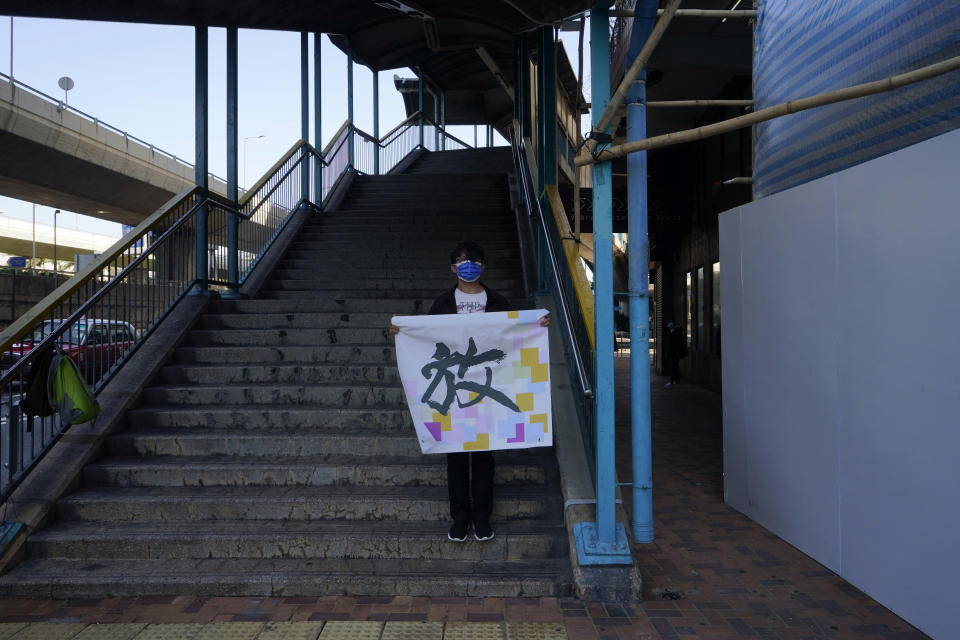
[48,350,100,426]
[47,349,100,427]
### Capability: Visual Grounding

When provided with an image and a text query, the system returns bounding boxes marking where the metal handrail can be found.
[0,134,349,502]
[421,115,474,149]
[0,195,209,388]
[0,72,228,185]
[511,131,594,399]
[379,111,424,144]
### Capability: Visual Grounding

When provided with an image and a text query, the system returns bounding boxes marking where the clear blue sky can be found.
[0,16,588,239]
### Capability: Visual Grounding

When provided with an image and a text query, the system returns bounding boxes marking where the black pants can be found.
[666,356,680,384]
[446,451,494,525]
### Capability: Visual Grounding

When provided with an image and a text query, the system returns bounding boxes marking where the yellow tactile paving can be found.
[0,624,27,640]
[74,624,149,640]
[131,623,207,640]
[254,622,325,640]
[441,622,504,640]
[316,621,382,640]
[504,622,567,640]
[381,621,443,640]
[9,622,88,639]
[195,622,266,640]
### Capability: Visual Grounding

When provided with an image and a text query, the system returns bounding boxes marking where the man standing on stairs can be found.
[390,240,549,543]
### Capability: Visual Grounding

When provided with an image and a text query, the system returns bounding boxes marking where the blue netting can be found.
[753,0,960,198]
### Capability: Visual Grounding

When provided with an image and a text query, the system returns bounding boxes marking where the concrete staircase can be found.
[0,150,573,598]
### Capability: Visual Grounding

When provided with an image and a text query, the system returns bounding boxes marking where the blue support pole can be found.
[572,0,632,565]
[224,26,241,299]
[347,50,354,168]
[417,67,424,147]
[627,0,658,544]
[314,32,322,203]
[373,70,380,175]
[301,32,310,202]
[191,26,209,296]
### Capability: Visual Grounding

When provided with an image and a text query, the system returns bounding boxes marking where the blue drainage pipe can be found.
[417,67,424,147]
[301,33,311,201]
[572,0,631,565]
[192,26,209,295]
[347,50,354,168]
[224,26,241,299]
[314,33,322,203]
[373,70,380,174]
[627,0,657,543]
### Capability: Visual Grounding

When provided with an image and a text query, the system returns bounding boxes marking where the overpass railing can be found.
[0,114,470,502]
[0,72,227,187]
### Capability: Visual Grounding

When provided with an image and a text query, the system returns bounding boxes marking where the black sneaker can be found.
[473,521,495,541]
[448,521,469,542]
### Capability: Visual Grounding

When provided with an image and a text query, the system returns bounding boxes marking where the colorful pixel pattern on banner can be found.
[392,310,552,454]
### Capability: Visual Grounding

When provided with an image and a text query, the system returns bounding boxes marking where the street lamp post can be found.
[53,209,59,273]
[242,135,265,190]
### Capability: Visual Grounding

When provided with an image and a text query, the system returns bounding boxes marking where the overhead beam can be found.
[475,46,514,100]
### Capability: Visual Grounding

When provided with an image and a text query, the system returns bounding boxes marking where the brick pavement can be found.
[0,359,930,639]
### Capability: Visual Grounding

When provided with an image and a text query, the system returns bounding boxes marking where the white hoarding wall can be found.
[719,128,960,640]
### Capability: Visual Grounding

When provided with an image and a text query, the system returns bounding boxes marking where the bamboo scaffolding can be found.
[589,0,683,138]
[575,56,960,167]
[611,9,757,18]
[647,99,753,107]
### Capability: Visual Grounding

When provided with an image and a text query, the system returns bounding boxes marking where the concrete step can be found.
[141,383,406,407]
[173,344,398,365]
[353,172,506,183]
[81,454,553,488]
[292,230,513,243]
[198,312,395,330]
[307,214,513,227]
[257,289,525,301]
[261,278,519,293]
[27,520,568,561]
[122,406,410,431]
[56,485,561,523]
[159,363,400,385]
[186,328,395,347]
[208,298,435,314]
[0,557,572,598]
[271,265,517,280]
[282,247,519,260]
[106,428,419,457]
[263,276,518,291]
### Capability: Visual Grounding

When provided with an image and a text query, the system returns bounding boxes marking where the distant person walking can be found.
[663,320,685,387]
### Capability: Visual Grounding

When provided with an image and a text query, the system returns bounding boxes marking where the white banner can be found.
[392,310,552,454]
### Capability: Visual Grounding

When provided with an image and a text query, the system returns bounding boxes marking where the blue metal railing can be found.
[0,114,473,502]
[510,129,597,481]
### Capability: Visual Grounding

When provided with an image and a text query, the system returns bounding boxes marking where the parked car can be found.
[1,319,139,384]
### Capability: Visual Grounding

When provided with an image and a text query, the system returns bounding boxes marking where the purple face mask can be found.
[456,260,483,283]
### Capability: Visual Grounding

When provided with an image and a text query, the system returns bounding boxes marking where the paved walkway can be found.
[0,360,928,639]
